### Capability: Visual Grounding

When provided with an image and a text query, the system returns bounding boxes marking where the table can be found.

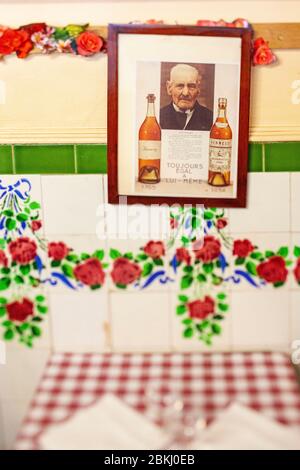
[15,352,300,450]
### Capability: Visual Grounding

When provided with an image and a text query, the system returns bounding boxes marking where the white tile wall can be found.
[291,173,300,232]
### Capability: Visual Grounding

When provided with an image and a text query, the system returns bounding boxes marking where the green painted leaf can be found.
[29,201,41,210]
[245,261,257,276]
[213,314,224,320]
[191,217,201,229]
[180,275,193,290]
[14,275,24,284]
[66,254,79,262]
[265,250,275,258]
[250,252,264,260]
[4,329,14,341]
[20,322,29,331]
[124,252,134,260]
[32,317,42,322]
[211,323,222,335]
[212,274,222,286]
[31,326,41,337]
[0,297,7,304]
[20,264,30,276]
[217,292,226,300]
[80,253,90,260]
[5,218,16,230]
[153,258,163,266]
[181,236,190,246]
[182,318,193,326]
[203,263,213,274]
[200,320,210,329]
[218,302,229,312]
[0,278,10,291]
[3,209,14,217]
[109,248,122,260]
[91,284,101,290]
[37,305,48,314]
[136,253,148,261]
[204,211,214,220]
[183,265,193,273]
[116,283,127,289]
[35,295,45,302]
[142,262,153,277]
[1,267,10,275]
[2,320,12,327]
[16,213,28,222]
[294,246,300,258]
[277,246,289,258]
[176,304,187,315]
[197,273,207,283]
[62,263,74,278]
[0,306,6,317]
[273,281,284,288]
[51,260,61,267]
[178,295,188,302]
[183,327,194,338]
[235,257,245,265]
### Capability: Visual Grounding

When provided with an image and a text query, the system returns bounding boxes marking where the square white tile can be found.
[0,401,5,450]
[291,173,300,232]
[41,175,104,235]
[231,291,290,351]
[50,292,108,352]
[110,292,171,352]
[2,399,29,450]
[291,292,300,344]
[228,173,290,233]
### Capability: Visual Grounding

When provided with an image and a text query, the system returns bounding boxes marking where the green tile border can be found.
[0,142,300,175]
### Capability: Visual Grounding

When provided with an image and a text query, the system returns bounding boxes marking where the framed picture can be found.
[108,24,252,207]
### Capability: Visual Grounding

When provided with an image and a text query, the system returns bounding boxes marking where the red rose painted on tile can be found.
[144,241,165,259]
[193,236,221,263]
[111,257,141,285]
[233,239,254,258]
[0,250,8,267]
[257,256,288,284]
[9,237,37,265]
[31,220,42,232]
[6,298,34,323]
[74,258,105,286]
[294,258,300,285]
[216,218,228,230]
[48,242,70,261]
[176,247,191,265]
[188,296,215,320]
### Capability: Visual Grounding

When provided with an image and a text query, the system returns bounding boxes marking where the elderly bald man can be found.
[159,64,213,131]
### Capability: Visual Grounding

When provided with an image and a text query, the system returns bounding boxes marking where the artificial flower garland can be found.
[0,177,299,348]
[0,19,276,65]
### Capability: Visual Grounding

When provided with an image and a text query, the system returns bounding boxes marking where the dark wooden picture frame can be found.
[108,24,252,207]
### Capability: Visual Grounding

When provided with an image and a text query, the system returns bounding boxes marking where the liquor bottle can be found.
[138,94,161,184]
[208,97,232,186]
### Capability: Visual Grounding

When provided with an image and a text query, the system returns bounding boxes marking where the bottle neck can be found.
[218,107,226,119]
[146,101,156,117]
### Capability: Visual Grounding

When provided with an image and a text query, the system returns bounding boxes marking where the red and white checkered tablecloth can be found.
[15,352,300,450]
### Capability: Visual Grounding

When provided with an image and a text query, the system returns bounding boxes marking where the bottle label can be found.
[139,140,161,160]
[209,138,232,172]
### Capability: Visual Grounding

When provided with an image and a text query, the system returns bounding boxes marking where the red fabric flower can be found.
[6,298,34,323]
[253,37,276,66]
[0,250,8,267]
[216,218,228,230]
[9,237,37,265]
[74,258,105,286]
[233,239,254,258]
[31,220,42,232]
[196,20,217,26]
[193,236,221,263]
[0,28,32,57]
[48,242,70,261]
[143,241,165,259]
[188,296,215,320]
[233,18,249,28]
[20,23,47,37]
[111,257,141,285]
[145,19,164,24]
[257,256,288,284]
[294,258,300,284]
[176,247,191,265]
[76,31,103,56]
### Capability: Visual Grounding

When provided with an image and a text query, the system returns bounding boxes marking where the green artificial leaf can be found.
[277,246,289,258]
[211,323,222,335]
[16,213,28,222]
[203,263,213,274]
[109,248,122,260]
[245,261,257,276]
[62,263,74,278]
[178,295,188,303]
[4,329,14,341]
[142,262,153,277]
[0,277,10,291]
[180,275,193,290]
[153,258,163,266]
[217,292,226,300]
[294,246,300,258]
[183,327,194,338]
[176,304,187,315]
[29,201,41,210]
[235,257,245,265]
[20,264,30,276]
[5,218,16,230]
[54,27,70,40]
